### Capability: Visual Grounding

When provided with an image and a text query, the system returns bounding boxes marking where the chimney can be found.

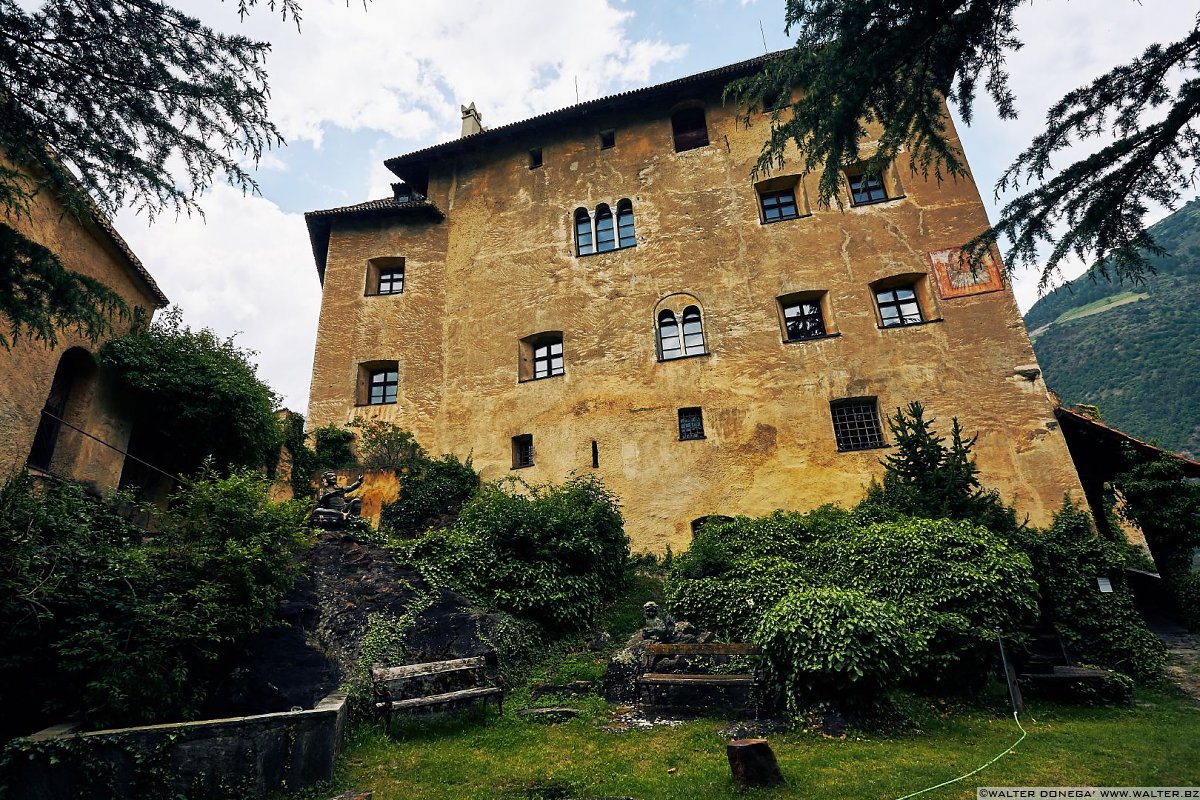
[460,102,484,137]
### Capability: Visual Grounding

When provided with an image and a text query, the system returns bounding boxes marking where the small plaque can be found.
[1097,577,1113,593]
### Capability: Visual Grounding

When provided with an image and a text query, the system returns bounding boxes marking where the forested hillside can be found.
[1024,199,1200,458]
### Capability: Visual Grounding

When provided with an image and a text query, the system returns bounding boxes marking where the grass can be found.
[285,565,1200,800]
[295,688,1199,800]
[1029,291,1150,339]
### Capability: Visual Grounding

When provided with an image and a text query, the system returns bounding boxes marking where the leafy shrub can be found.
[311,424,356,471]
[99,307,282,477]
[1015,502,1166,680]
[756,588,914,712]
[349,418,426,472]
[380,454,479,537]
[666,509,1039,705]
[404,476,628,634]
[0,469,309,732]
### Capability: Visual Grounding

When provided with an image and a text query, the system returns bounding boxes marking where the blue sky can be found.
[110,0,1197,411]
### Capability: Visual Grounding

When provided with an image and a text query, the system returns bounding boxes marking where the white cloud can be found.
[114,187,320,412]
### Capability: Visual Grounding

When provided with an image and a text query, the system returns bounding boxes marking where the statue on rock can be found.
[310,472,364,529]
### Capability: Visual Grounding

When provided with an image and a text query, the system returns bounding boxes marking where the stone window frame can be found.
[365,256,405,296]
[574,200,637,257]
[754,175,811,224]
[844,160,906,207]
[777,290,837,342]
[518,331,565,382]
[670,103,709,153]
[511,433,535,469]
[655,293,709,362]
[358,361,399,406]
[869,273,940,329]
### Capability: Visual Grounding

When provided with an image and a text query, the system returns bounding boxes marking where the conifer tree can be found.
[729,1,1200,290]
[0,0,300,346]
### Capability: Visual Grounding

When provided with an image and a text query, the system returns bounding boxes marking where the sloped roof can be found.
[86,210,168,306]
[1055,405,1200,479]
[383,49,788,180]
[303,198,445,281]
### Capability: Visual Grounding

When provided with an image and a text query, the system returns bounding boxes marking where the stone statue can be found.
[642,601,675,642]
[310,472,364,528]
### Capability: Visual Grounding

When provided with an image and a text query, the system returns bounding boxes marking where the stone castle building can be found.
[0,154,167,491]
[304,53,1084,552]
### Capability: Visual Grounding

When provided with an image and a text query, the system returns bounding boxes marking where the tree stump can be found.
[726,738,784,787]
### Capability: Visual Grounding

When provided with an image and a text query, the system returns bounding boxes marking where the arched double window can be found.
[656,302,706,361]
[573,200,636,255]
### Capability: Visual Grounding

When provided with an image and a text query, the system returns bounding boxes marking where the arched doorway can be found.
[27,348,94,471]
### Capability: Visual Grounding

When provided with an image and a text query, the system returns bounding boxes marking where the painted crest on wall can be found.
[927,246,1004,299]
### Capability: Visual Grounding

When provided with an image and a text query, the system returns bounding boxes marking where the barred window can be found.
[830,398,885,451]
[678,407,705,441]
[512,434,534,468]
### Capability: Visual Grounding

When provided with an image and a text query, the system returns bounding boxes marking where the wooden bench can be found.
[372,656,504,727]
[637,643,763,715]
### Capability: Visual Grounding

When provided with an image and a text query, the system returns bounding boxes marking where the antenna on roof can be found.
[760,20,768,54]
[575,75,579,104]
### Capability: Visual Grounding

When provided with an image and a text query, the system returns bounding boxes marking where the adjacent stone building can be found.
[304,53,1084,552]
[0,155,167,491]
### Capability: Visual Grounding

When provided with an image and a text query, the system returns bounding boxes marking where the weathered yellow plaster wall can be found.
[307,83,1084,552]
[0,156,162,491]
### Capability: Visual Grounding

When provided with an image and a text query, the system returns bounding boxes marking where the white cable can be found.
[894,711,1028,800]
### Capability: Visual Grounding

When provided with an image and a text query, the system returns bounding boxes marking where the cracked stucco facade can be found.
[306,67,1084,552]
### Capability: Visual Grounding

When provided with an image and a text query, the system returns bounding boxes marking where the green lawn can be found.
[296,687,1199,800]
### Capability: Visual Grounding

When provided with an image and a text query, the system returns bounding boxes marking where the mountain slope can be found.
[1024,200,1200,458]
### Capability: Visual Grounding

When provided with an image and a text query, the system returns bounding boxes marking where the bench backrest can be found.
[643,643,761,657]
[372,656,487,683]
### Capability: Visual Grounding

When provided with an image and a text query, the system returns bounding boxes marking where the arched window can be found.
[681,306,705,355]
[28,347,94,471]
[658,310,682,360]
[616,199,636,248]
[574,207,593,256]
[595,203,615,252]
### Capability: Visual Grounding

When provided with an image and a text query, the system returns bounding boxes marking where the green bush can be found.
[1015,503,1166,680]
[756,588,914,713]
[665,509,1039,705]
[404,476,628,634]
[380,454,479,537]
[311,424,356,471]
[349,418,426,472]
[99,308,282,478]
[0,469,309,732]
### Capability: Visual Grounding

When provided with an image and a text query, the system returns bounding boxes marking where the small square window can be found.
[831,399,885,451]
[368,369,398,405]
[377,266,404,295]
[782,298,827,340]
[760,188,800,223]
[848,172,888,205]
[533,340,564,379]
[875,285,925,327]
[678,407,705,441]
[671,107,709,153]
[599,129,616,149]
[529,148,543,169]
[512,434,534,468]
[520,332,565,381]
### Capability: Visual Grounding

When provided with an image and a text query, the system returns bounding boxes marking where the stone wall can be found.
[306,69,1086,552]
[9,692,348,799]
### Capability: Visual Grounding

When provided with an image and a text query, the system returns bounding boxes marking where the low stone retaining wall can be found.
[7,691,348,799]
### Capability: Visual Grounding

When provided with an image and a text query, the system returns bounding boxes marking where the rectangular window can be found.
[529,148,543,169]
[848,172,888,205]
[533,340,564,379]
[678,407,705,441]
[599,129,616,149]
[760,188,800,223]
[875,285,924,327]
[782,298,827,340]
[831,399,885,451]
[368,369,398,405]
[512,434,534,468]
[377,266,404,295]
